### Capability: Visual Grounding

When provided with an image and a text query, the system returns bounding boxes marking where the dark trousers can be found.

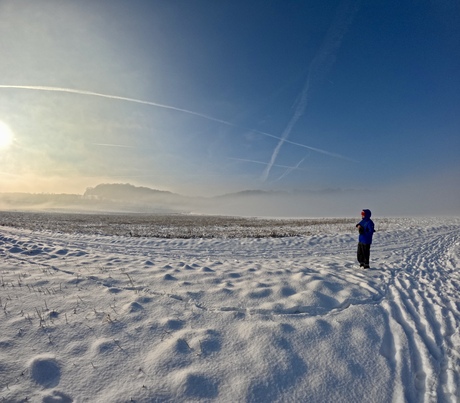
[357,242,371,267]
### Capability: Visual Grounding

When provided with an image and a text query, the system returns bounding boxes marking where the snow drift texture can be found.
[1,214,459,402]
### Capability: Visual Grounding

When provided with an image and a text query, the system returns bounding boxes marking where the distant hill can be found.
[84,183,176,201]
[0,184,191,214]
[0,183,362,217]
[215,189,284,199]
[82,183,199,213]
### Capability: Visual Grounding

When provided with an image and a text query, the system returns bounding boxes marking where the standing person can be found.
[356,209,375,269]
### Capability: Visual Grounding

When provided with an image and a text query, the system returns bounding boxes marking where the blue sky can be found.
[0,0,459,214]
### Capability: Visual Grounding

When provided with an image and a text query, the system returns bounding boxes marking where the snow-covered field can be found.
[1,213,459,402]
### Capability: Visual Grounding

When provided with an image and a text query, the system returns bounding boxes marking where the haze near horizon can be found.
[0,0,459,216]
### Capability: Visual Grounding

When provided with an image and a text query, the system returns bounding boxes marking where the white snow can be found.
[1,215,459,402]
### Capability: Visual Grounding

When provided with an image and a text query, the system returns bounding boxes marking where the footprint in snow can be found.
[162,318,186,331]
[29,354,61,388]
[175,372,219,399]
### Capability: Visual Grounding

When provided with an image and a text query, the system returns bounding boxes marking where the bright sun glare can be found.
[0,120,14,150]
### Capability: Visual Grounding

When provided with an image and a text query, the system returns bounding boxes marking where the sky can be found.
[0,0,459,215]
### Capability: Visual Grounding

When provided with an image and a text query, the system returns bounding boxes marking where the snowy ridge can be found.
[0,216,459,402]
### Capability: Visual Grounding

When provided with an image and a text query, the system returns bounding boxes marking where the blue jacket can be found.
[357,209,375,244]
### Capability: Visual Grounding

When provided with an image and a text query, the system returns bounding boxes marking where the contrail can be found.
[274,156,307,182]
[0,84,354,162]
[0,85,231,125]
[262,0,360,181]
[228,157,307,171]
[91,143,136,148]
[252,131,356,162]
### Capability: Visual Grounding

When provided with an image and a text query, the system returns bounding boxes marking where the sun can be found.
[0,120,14,150]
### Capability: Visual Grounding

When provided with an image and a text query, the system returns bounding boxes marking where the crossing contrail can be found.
[228,157,308,171]
[262,0,360,181]
[0,84,354,162]
[274,156,308,182]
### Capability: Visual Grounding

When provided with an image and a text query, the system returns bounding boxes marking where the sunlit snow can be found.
[1,214,459,402]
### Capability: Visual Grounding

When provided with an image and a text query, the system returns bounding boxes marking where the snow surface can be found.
[1,215,459,402]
